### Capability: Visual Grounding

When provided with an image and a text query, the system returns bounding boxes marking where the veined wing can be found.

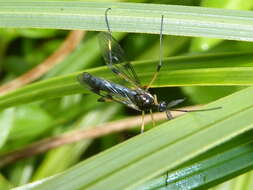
[98,32,141,88]
[77,72,140,111]
[100,92,140,111]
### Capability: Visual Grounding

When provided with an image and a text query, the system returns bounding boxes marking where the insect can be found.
[78,8,220,133]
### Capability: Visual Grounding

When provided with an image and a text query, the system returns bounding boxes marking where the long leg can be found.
[166,110,173,120]
[154,94,158,105]
[165,171,169,186]
[145,15,164,91]
[141,111,145,133]
[150,109,155,127]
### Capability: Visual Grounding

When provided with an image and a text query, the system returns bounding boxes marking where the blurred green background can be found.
[0,0,253,189]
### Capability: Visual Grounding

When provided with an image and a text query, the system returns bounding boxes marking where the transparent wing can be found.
[98,32,141,88]
[77,73,140,111]
[101,93,140,111]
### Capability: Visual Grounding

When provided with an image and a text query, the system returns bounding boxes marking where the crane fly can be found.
[78,8,221,133]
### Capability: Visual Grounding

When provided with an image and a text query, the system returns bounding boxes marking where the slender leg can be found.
[154,94,158,105]
[166,110,173,120]
[141,111,145,133]
[150,109,155,127]
[165,171,169,186]
[145,15,164,91]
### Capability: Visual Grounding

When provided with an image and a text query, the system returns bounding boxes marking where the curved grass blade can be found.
[2,2,253,41]
[190,0,253,51]
[136,142,253,190]
[13,86,253,190]
[1,52,253,109]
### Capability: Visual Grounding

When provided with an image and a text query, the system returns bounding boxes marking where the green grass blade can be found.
[211,171,253,190]
[32,104,121,180]
[8,104,53,142]
[0,108,15,148]
[190,0,253,51]
[2,2,253,41]
[1,52,253,110]
[136,142,253,190]
[0,174,13,190]
[13,86,253,190]
[8,159,35,186]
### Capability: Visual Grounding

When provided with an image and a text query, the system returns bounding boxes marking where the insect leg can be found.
[141,111,145,133]
[154,94,158,105]
[145,15,164,91]
[165,171,169,186]
[150,109,155,127]
[166,110,173,120]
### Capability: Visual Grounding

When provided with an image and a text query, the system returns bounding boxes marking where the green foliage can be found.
[0,1,252,190]
[13,86,253,189]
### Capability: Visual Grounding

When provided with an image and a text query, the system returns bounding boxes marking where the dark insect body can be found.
[79,72,167,112]
[78,8,221,133]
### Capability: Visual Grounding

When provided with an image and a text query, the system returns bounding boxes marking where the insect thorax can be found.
[135,92,156,111]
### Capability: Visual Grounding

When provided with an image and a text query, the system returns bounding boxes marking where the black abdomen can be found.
[79,72,137,98]
[78,72,156,112]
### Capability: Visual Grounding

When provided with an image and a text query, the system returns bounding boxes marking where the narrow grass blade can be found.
[136,142,253,189]
[2,2,253,41]
[13,86,253,190]
[191,0,253,51]
[0,174,13,190]
[0,108,15,148]
[1,52,253,110]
